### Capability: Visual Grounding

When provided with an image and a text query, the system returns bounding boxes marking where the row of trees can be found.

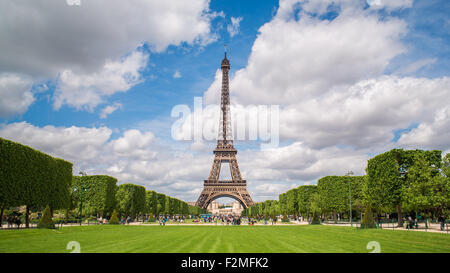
[0,137,206,227]
[70,177,206,221]
[243,149,450,226]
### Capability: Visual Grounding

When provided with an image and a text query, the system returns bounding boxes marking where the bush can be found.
[360,206,377,229]
[281,213,289,222]
[109,210,119,225]
[37,205,55,229]
[149,213,156,222]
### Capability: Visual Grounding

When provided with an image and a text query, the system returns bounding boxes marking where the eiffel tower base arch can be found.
[196,182,254,209]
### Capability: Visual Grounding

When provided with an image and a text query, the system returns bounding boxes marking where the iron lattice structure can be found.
[195,51,254,209]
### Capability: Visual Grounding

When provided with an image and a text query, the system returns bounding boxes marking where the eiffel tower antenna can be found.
[195,50,254,210]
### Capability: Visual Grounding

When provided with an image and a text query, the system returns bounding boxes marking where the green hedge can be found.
[115,183,146,218]
[72,175,118,217]
[296,185,317,216]
[365,149,441,215]
[0,137,73,210]
[156,193,166,216]
[145,190,157,215]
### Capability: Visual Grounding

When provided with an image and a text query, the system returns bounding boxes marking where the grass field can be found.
[0,225,449,253]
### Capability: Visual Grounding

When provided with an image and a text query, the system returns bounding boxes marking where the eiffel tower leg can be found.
[229,157,242,181]
[195,188,211,208]
[208,157,221,181]
[238,188,254,207]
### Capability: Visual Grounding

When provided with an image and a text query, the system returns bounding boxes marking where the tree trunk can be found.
[25,206,30,228]
[65,208,70,223]
[0,207,4,227]
[397,204,403,227]
[333,211,337,223]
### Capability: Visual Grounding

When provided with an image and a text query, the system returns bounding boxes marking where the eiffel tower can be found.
[195,48,254,209]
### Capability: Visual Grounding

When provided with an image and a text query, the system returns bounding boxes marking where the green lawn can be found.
[0,225,449,253]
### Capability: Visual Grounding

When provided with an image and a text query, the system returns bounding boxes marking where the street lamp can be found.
[79,171,87,226]
[346,171,354,227]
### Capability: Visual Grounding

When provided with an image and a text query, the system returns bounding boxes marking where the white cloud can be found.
[227,16,243,38]
[53,50,148,111]
[367,0,413,11]
[205,4,407,105]
[0,0,218,78]
[0,0,220,115]
[398,107,450,150]
[203,0,450,153]
[0,122,112,164]
[278,76,450,149]
[0,74,34,118]
[100,102,123,119]
[239,142,369,183]
[110,129,156,160]
[173,70,182,79]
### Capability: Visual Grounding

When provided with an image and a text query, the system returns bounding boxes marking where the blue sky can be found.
[0,0,449,202]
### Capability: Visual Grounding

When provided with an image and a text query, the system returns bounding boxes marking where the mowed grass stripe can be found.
[0,225,449,253]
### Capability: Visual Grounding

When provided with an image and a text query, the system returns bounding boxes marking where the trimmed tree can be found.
[296,185,317,220]
[317,176,349,222]
[115,184,146,220]
[72,175,118,218]
[37,205,55,229]
[402,153,445,227]
[0,137,72,228]
[360,205,376,229]
[109,210,119,224]
[286,188,298,218]
[278,193,287,215]
[309,193,322,225]
[145,190,157,217]
[365,149,441,226]
[156,193,166,216]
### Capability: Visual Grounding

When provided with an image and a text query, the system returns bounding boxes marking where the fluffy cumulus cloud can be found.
[0,74,34,118]
[0,122,112,164]
[0,0,218,114]
[204,0,450,153]
[279,76,450,150]
[53,50,148,111]
[367,0,413,10]
[205,1,408,105]
[398,107,450,151]
[0,0,216,78]
[110,129,156,160]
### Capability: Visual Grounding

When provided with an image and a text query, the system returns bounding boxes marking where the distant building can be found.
[207,200,244,216]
